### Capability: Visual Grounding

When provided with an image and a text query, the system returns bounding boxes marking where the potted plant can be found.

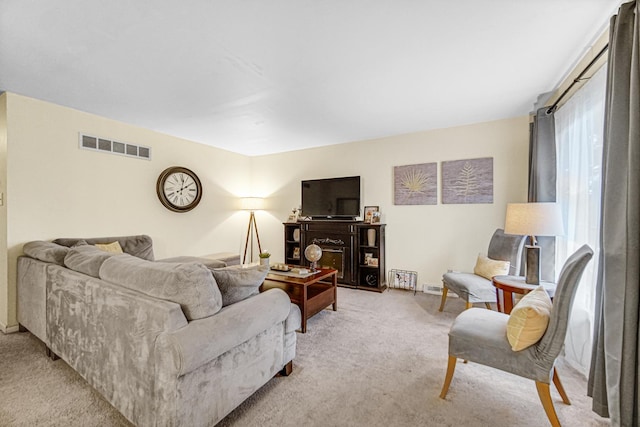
[259,251,271,266]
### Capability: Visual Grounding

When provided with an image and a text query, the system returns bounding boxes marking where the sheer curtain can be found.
[554,66,606,375]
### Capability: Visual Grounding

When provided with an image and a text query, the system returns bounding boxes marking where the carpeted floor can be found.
[0,288,609,426]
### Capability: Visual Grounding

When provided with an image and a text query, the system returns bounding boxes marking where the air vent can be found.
[79,133,151,160]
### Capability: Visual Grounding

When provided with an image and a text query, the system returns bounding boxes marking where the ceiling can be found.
[0,1,622,156]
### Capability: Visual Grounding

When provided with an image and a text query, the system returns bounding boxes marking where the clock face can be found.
[156,167,202,212]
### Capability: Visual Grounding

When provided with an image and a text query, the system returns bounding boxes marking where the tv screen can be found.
[301,176,361,219]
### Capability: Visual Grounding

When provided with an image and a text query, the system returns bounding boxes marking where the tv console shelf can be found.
[283,220,386,292]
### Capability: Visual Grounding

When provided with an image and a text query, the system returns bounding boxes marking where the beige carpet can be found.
[0,288,609,426]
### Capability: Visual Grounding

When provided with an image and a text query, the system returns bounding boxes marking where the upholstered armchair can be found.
[439,229,526,311]
[439,244,593,427]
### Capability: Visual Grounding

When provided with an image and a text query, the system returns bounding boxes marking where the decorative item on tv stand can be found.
[367,229,376,246]
[286,207,299,223]
[304,244,323,272]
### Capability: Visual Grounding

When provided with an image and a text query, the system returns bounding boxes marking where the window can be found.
[554,66,606,375]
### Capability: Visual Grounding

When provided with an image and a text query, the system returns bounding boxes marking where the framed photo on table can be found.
[286,208,299,223]
[364,252,373,265]
[364,206,379,224]
[371,211,381,224]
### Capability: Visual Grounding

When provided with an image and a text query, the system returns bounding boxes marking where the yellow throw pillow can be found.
[473,254,510,280]
[506,285,552,351]
[94,241,124,254]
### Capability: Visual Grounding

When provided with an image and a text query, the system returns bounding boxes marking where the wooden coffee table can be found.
[260,267,338,333]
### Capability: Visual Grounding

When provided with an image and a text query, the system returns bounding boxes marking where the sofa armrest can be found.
[159,288,291,376]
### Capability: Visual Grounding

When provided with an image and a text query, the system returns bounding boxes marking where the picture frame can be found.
[286,208,299,223]
[368,257,379,267]
[292,247,300,259]
[371,211,381,224]
[364,252,373,265]
[363,206,379,224]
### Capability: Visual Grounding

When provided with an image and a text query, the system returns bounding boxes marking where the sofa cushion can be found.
[23,241,69,265]
[94,241,124,254]
[64,245,120,278]
[506,285,552,351]
[211,264,269,307]
[99,256,222,320]
[54,235,154,260]
[473,254,510,280]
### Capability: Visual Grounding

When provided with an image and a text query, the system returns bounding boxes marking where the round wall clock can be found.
[156,166,203,212]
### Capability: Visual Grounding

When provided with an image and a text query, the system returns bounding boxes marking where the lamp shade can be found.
[240,197,265,211]
[504,202,565,237]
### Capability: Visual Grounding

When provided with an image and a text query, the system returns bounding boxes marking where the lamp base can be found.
[525,245,541,285]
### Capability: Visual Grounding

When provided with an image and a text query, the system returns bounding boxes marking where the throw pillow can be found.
[95,241,124,254]
[473,254,510,280]
[64,244,120,278]
[23,241,69,265]
[211,264,269,307]
[506,285,553,351]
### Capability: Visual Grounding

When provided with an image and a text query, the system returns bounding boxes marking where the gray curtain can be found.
[528,107,557,281]
[588,2,640,425]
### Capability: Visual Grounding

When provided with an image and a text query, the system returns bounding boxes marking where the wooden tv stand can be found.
[282,220,386,292]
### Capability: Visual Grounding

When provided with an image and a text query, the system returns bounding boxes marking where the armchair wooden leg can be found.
[438,287,448,312]
[535,381,561,427]
[552,368,571,405]
[439,355,457,399]
[465,301,473,310]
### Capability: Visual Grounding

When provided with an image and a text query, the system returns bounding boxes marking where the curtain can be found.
[588,2,640,425]
[555,66,606,375]
[528,107,557,281]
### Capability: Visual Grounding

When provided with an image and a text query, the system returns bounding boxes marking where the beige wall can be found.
[251,116,530,289]
[0,95,8,328]
[0,93,530,329]
[1,93,252,329]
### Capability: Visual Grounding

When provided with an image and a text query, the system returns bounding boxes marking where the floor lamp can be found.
[241,197,264,264]
[504,202,565,284]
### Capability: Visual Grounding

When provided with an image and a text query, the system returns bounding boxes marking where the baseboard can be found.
[422,285,458,297]
[0,321,20,334]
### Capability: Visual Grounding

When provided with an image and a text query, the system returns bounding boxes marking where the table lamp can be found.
[504,202,564,284]
[241,197,265,264]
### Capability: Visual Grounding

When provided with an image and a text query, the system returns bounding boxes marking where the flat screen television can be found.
[301,176,361,219]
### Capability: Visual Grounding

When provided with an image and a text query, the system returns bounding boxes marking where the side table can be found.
[492,275,556,314]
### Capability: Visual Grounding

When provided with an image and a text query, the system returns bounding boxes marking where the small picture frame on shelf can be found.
[286,208,299,223]
[363,206,379,224]
[368,257,379,267]
[364,252,373,265]
[292,247,300,259]
[371,211,381,224]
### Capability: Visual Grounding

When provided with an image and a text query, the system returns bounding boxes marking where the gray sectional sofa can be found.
[17,235,301,426]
